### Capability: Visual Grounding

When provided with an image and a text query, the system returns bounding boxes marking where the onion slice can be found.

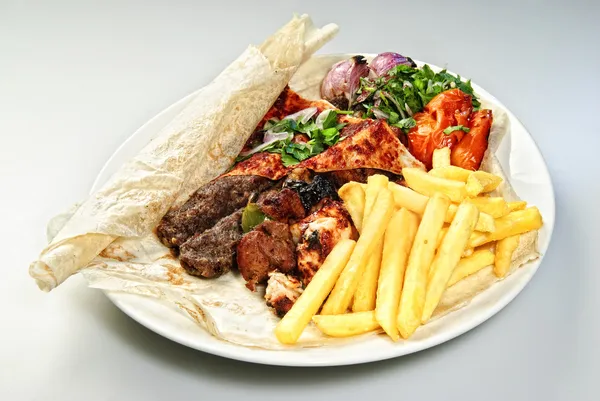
[283,107,318,124]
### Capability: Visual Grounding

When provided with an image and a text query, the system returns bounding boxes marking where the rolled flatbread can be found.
[29,14,339,292]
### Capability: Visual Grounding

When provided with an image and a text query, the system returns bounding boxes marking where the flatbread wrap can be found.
[29,14,339,292]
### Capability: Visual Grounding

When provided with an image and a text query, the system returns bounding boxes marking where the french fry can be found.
[465,171,503,197]
[475,212,496,233]
[352,239,383,312]
[436,226,448,249]
[397,192,450,339]
[338,182,366,233]
[507,201,527,212]
[432,147,451,169]
[312,311,380,337]
[448,249,495,287]
[363,175,389,227]
[274,239,356,344]
[466,196,510,218]
[465,175,484,197]
[462,247,474,257]
[476,242,497,252]
[375,208,420,341]
[448,203,495,232]
[429,166,472,182]
[403,168,467,203]
[352,175,389,312]
[422,202,479,322]
[494,235,521,278]
[388,181,429,214]
[389,182,493,232]
[469,207,543,248]
[469,231,487,248]
[321,189,394,315]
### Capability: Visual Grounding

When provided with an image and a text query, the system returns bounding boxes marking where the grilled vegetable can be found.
[241,203,266,233]
[320,55,370,109]
[369,52,416,77]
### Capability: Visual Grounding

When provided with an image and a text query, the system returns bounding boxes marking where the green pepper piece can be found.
[241,203,266,233]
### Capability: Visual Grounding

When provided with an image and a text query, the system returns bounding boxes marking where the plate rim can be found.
[89,54,556,367]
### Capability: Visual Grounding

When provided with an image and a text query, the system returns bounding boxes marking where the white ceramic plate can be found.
[89,55,555,367]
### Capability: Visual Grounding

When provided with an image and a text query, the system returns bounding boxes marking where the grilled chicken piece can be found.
[298,118,425,174]
[236,220,297,291]
[223,152,289,181]
[451,109,493,171]
[291,199,358,286]
[224,87,425,181]
[264,271,304,317]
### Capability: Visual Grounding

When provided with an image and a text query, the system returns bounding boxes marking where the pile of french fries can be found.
[275,148,543,344]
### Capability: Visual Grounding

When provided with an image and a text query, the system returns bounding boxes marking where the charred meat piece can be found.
[257,188,306,223]
[291,199,357,286]
[179,210,244,279]
[286,167,313,183]
[283,173,338,212]
[236,220,297,291]
[156,175,273,249]
[264,271,304,317]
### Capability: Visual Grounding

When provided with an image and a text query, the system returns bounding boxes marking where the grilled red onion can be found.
[320,56,369,108]
[370,52,416,77]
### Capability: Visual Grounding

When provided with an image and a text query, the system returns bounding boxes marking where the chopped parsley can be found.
[443,125,471,135]
[236,109,348,166]
[354,63,480,132]
[392,117,417,131]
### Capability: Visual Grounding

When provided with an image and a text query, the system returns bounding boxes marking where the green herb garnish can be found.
[354,63,481,132]
[392,117,417,131]
[443,125,471,135]
[239,109,349,166]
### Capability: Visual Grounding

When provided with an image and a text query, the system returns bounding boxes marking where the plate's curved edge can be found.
[88,54,556,367]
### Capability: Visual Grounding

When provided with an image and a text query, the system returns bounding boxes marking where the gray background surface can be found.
[1,0,598,400]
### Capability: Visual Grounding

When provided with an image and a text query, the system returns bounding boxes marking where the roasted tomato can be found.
[407,88,474,169]
[451,109,493,171]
